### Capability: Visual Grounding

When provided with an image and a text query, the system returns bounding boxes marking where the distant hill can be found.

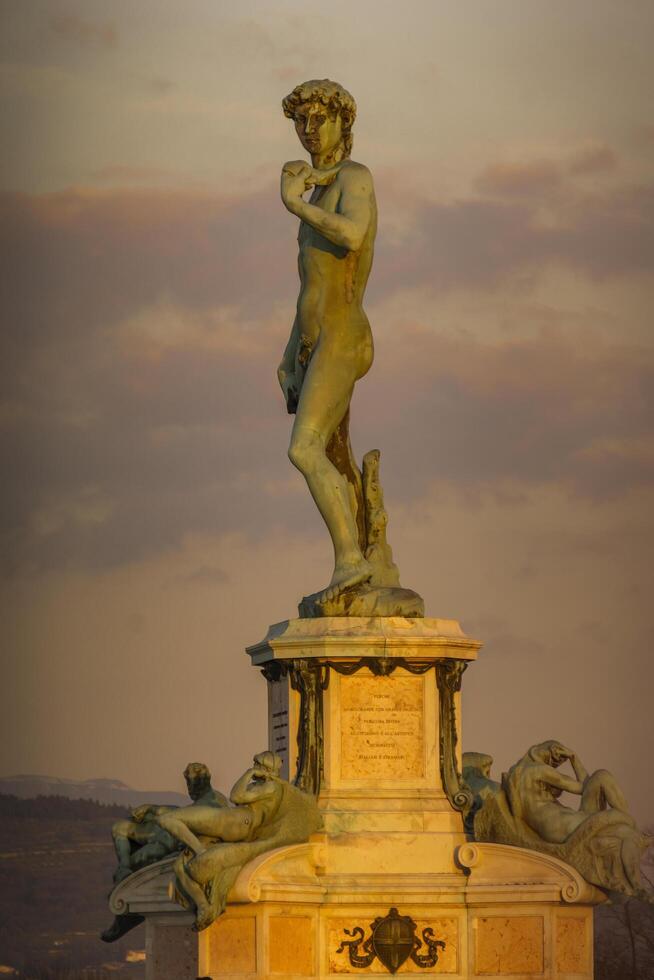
[0,774,187,808]
[0,792,146,976]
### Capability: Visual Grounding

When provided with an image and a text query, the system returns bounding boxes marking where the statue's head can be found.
[282,79,356,163]
[527,740,569,768]
[183,761,212,800]
[252,750,283,778]
[462,752,494,780]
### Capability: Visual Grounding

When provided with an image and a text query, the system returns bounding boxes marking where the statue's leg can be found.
[111,819,151,880]
[111,822,134,869]
[100,913,144,943]
[174,854,210,924]
[157,805,229,856]
[326,408,366,551]
[580,769,629,814]
[130,838,170,870]
[289,346,372,596]
[187,843,261,930]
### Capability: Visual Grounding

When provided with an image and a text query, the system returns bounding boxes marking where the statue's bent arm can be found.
[230,768,279,805]
[132,803,173,822]
[539,766,585,796]
[570,753,589,784]
[285,166,373,252]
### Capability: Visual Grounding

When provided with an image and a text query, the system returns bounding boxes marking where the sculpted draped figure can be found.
[463,741,653,902]
[157,751,322,931]
[279,80,422,618]
[101,762,228,942]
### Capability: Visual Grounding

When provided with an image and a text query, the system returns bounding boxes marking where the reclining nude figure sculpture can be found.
[463,741,653,901]
[157,751,322,931]
[102,762,228,942]
[279,79,422,618]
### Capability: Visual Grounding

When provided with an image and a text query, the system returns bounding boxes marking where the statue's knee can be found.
[185,859,203,884]
[157,813,175,834]
[288,430,321,471]
[589,769,613,788]
[112,819,132,839]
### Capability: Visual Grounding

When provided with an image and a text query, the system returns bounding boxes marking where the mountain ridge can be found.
[0,773,187,807]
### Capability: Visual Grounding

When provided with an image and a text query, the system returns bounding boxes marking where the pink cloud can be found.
[1,176,652,571]
[49,13,117,49]
[475,159,563,197]
[567,144,618,176]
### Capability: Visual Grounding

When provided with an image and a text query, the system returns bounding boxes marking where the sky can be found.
[1,1,653,823]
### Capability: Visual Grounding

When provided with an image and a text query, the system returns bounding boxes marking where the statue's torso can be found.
[297,161,376,354]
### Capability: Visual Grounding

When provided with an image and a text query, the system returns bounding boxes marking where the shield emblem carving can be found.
[371,908,416,974]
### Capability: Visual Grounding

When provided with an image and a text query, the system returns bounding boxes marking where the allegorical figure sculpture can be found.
[159,751,322,931]
[279,79,423,619]
[102,761,228,942]
[463,741,653,901]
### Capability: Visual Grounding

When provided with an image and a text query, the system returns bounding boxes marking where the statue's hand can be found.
[550,743,572,765]
[281,160,313,206]
[132,804,151,823]
[278,364,299,415]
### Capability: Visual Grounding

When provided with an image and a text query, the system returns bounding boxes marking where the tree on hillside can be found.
[595,829,654,980]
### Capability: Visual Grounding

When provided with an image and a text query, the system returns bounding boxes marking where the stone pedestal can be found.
[145,913,198,980]
[109,858,198,980]
[111,616,603,978]
[248,618,480,844]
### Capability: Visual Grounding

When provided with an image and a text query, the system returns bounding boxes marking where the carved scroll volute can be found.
[289,659,329,796]
[436,659,473,815]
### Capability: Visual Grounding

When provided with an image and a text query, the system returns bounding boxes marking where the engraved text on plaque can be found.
[340,673,424,780]
[268,678,289,779]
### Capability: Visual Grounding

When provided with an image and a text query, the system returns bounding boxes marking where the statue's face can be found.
[531,741,565,767]
[185,766,210,800]
[294,101,343,158]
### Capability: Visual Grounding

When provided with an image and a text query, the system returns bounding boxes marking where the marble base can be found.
[112,839,600,978]
[145,913,198,980]
[109,617,602,977]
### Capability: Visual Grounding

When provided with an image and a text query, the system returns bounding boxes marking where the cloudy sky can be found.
[1,1,653,822]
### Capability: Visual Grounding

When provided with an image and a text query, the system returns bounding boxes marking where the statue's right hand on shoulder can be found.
[278,362,299,414]
[281,160,313,209]
[281,160,341,208]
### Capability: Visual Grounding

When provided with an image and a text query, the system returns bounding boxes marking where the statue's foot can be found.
[193,903,215,932]
[319,559,373,604]
[100,913,144,943]
[299,583,424,619]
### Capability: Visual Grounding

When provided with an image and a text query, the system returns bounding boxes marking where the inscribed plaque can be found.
[340,674,424,780]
